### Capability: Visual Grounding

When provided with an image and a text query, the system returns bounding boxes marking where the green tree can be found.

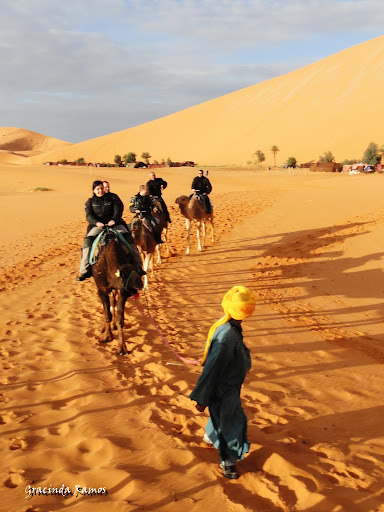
[114,154,122,166]
[59,159,68,165]
[319,151,335,163]
[341,159,358,165]
[141,152,151,165]
[166,157,172,165]
[378,145,384,163]
[254,150,265,163]
[76,157,85,164]
[271,145,279,166]
[123,152,137,165]
[287,157,297,168]
[362,142,381,166]
[153,159,159,165]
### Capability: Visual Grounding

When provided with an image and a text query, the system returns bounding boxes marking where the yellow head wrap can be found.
[201,286,256,364]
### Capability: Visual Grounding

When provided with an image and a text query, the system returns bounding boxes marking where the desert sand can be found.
[1,162,384,512]
[24,36,384,168]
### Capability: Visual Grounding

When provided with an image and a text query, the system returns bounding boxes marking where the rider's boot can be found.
[77,237,94,281]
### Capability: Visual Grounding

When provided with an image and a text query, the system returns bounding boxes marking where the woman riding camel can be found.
[77,180,144,281]
[189,285,256,479]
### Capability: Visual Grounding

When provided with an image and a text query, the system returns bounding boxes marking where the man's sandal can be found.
[220,462,239,479]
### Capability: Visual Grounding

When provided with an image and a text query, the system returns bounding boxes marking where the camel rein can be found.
[131,294,202,366]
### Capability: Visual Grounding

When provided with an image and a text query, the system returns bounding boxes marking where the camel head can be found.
[129,218,143,243]
[175,195,189,206]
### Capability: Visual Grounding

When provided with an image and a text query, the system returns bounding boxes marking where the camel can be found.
[175,194,214,254]
[92,229,143,355]
[130,210,169,289]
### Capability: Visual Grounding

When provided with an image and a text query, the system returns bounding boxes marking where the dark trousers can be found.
[189,193,212,214]
[153,196,171,222]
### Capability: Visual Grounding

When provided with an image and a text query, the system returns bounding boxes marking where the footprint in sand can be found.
[9,437,27,450]
[4,469,24,488]
[0,411,17,424]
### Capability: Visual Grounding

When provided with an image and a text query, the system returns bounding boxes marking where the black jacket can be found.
[146,177,167,197]
[129,193,156,216]
[85,193,123,232]
[191,176,212,194]
[105,192,124,218]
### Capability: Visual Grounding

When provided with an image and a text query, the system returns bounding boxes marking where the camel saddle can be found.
[89,228,133,265]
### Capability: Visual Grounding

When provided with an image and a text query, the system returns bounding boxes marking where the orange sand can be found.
[1,164,384,511]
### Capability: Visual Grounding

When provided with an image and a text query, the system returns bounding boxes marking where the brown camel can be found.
[130,210,169,289]
[92,229,143,355]
[175,194,214,254]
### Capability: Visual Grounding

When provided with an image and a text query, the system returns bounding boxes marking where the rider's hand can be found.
[107,220,115,226]
[96,222,104,228]
[135,210,141,214]
[153,207,159,213]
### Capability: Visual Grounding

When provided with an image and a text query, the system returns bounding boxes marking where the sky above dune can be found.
[1,0,383,143]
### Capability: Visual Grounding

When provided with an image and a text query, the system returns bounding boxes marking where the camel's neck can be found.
[189,198,203,220]
[179,203,189,218]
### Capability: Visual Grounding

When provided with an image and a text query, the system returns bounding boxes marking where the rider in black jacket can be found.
[191,170,213,213]
[146,172,171,223]
[77,180,144,281]
[130,185,163,244]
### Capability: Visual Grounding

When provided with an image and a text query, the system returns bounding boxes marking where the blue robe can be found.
[189,319,251,462]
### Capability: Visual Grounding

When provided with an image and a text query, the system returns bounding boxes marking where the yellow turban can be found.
[201,286,256,364]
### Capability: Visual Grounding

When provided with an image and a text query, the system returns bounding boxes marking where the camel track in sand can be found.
[2,182,384,511]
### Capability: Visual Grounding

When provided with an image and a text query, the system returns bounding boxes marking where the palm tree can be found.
[141,152,151,165]
[271,145,279,167]
[254,150,265,163]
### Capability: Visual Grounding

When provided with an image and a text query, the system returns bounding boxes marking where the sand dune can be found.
[0,127,71,165]
[25,35,384,168]
[1,165,384,511]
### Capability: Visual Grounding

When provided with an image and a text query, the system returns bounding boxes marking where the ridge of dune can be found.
[27,35,384,167]
[0,127,71,154]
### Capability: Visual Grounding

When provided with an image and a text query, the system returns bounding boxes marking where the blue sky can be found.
[1,0,383,142]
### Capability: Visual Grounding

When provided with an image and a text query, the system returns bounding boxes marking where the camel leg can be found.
[143,252,155,290]
[210,217,215,243]
[196,221,202,252]
[98,289,113,343]
[143,252,151,290]
[111,290,118,330]
[163,227,170,256]
[156,243,162,265]
[116,292,128,356]
[186,218,191,255]
[149,251,154,278]
[202,220,206,248]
